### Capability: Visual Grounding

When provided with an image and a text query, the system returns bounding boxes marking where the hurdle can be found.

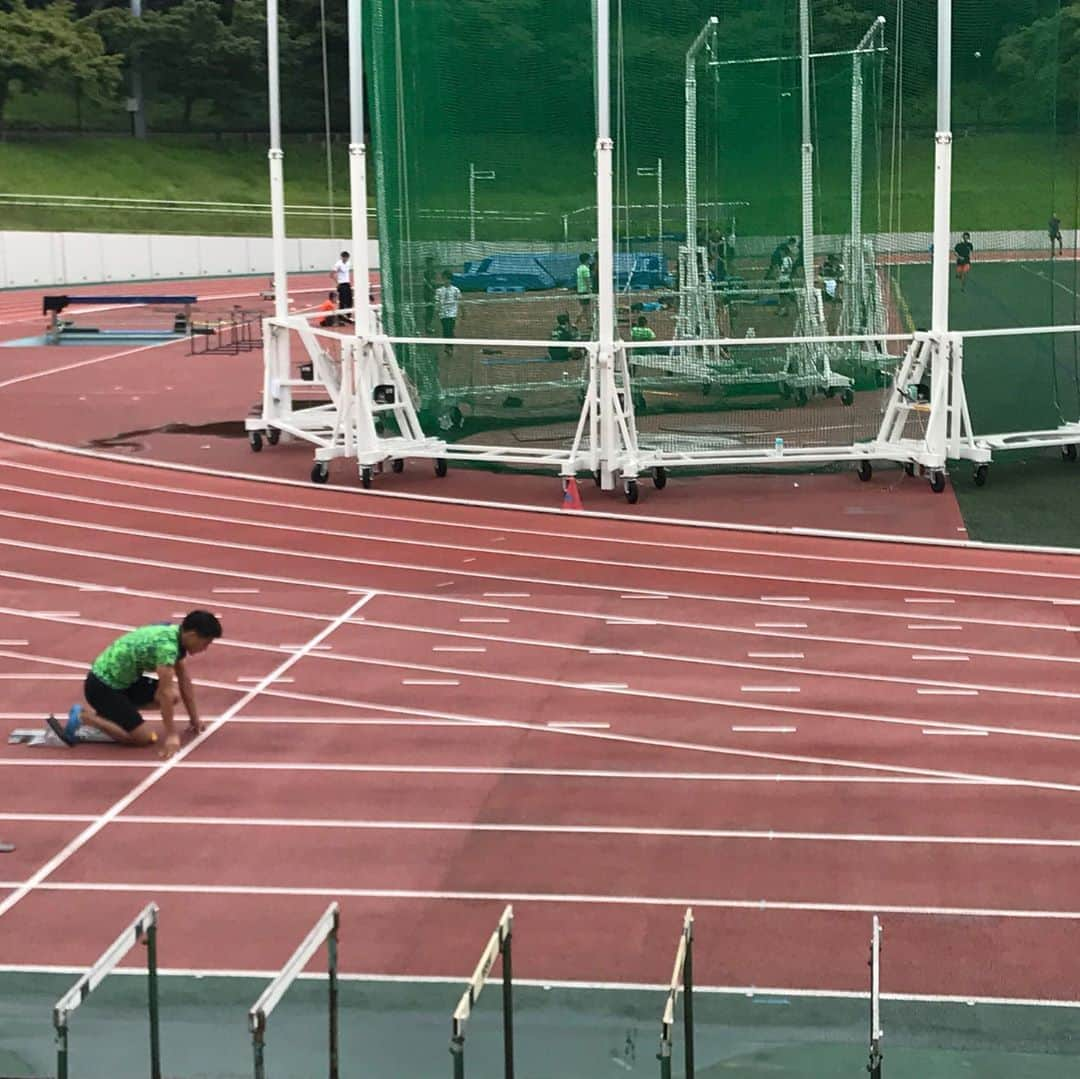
[41,294,197,343]
[53,903,161,1079]
[249,902,340,1079]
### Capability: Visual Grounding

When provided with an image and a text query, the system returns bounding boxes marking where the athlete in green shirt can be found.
[48,610,223,758]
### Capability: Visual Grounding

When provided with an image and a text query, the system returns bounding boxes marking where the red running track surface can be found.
[1,441,1080,1003]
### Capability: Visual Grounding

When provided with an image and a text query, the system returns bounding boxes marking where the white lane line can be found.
[907,624,962,631]
[432,646,487,653]
[755,622,807,629]
[905,598,956,604]
[0,758,991,784]
[0,592,376,923]
[0,516,1073,644]
[741,686,800,694]
[462,557,476,563]
[20,879,1080,923]
[9,455,1080,589]
[922,728,988,737]
[748,652,804,659]
[435,581,456,588]
[27,611,80,618]
[0,338,178,391]
[402,679,460,686]
[458,618,509,624]
[575,682,628,690]
[731,726,797,733]
[916,689,979,696]
[761,595,810,602]
[483,592,530,598]
[912,654,969,662]
[0,673,80,680]
[0,640,29,646]
[605,619,656,626]
[546,721,611,729]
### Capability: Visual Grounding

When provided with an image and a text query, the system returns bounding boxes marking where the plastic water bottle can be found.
[775,436,784,454]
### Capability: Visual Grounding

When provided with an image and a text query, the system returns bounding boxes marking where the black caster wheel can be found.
[266,427,281,445]
[391,458,405,473]
[311,463,328,484]
[930,470,947,493]
[974,464,989,487]
[361,467,373,489]
[1063,444,1078,462]
[795,387,809,407]
[450,406,464,429]
[434,458,448,477]
[779,382,792,399]
[841,387,855,406]
[653,467,667,490]
[824,386,836,398]
[248,430,263,452]
[904,461,915,477]
[624,479,639,504]
[593,470,602,487]
[857,461,873,483]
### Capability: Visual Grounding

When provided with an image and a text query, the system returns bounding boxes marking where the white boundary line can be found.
[0,962,1076,1009]
[0,338,180,391]
[4,879,1080,924]
[2,564,1078,673]
[2,484,1077,609]
[1,429,1080,559]
[0,591,374,922]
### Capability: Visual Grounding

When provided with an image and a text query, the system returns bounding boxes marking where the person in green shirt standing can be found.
[47,610,223,759]
[575,252,593,329]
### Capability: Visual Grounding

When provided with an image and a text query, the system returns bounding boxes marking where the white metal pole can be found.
[129,0,146,139]
[596,0,616,486]
[266,0,289,321]
[930,0,952,334]
[346,0,371,336]
[657,158,663,263]
[799,0,815,301]
[684,18,718,293]
[469,163,476,243]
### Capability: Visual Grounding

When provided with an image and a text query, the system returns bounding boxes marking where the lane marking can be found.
[0,338,178,391]
[0,640,29,646]
[741,686,800,694]
[916,689,979,696]
[731,726,797,733]
[922,729,988,737]
[546,721,611,729]
[9,461,1080,592]
[14,879,1080,923]
[3,491,1079,618]
[0,592,375,923]
[0,524,1073,644]
[761,595,809,602]
[605,619,656,625]
[576,682,628,690]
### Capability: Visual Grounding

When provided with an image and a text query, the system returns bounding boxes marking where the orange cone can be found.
[561,477,583,511]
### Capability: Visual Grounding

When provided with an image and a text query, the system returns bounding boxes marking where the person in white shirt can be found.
[434,270,462,356]
[331,251,353,319]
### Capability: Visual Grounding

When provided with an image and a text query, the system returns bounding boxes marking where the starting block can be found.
[9,725,115,747]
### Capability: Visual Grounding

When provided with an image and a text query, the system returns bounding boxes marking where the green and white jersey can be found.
[91,624,183,689]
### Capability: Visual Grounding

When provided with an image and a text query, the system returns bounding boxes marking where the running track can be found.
[2,437,1080,1004]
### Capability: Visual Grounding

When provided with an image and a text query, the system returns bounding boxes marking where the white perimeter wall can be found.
[0,230,381,290]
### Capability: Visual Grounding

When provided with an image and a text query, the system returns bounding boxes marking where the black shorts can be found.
[84,671,157,732]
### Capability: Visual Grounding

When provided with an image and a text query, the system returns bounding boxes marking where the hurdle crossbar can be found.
[42,295,198,315]
[659,907,694,1079]
[249,901,340,1079]
[450,904,514,1079]
[53,902,161,1079]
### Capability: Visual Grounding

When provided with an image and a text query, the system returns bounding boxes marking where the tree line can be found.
[0,0,1076,136]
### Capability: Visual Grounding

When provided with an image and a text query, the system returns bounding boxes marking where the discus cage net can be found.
[362,0,933,469]
[252,0,1080,488]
